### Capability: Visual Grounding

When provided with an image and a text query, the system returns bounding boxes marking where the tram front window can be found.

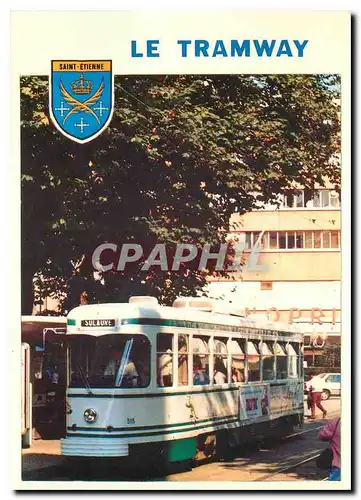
[69,335,150,388]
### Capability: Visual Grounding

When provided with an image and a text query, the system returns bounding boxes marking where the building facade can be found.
[207,185,341,364]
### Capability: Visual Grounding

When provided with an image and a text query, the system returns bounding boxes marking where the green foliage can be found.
[316,344,341,368]
[21,74,340,313]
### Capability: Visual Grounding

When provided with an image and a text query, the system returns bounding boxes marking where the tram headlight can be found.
[84,408,98,423]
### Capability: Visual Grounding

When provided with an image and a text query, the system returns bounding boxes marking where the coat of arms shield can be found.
[50,60,113,143]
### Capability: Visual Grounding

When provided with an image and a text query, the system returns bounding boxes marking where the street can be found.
[21,397,340,482]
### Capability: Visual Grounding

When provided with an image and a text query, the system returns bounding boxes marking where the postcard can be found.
[10,9,351,491]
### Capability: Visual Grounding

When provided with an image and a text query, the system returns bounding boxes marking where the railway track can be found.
[255,453,328,481]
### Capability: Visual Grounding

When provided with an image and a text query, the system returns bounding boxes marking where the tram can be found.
[61,296,304,464]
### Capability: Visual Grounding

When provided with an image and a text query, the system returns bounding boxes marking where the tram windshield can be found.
[69,334,150,389]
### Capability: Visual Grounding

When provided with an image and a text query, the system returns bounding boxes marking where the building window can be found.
[282,189,340,209]
[287,232,296,249]
[279,232,287,249]
[284,192,295,208]
[322,231,331,248]
[295,231,304,248]
[269,232,278,249]
[295,190,304,208]
[331,230,340,248]
[314,231,321,248]
[238,230,340,251]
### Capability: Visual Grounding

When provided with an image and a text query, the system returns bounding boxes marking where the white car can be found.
[304,373,341,400]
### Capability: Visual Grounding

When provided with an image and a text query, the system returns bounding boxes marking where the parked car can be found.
[304,373,341,400]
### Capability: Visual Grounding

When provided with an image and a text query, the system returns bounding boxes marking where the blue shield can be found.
[50,60,113,143]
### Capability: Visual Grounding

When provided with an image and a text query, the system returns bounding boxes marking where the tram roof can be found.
[66,302,301,337]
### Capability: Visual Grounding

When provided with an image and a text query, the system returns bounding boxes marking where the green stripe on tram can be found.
[67,318,76,326]
[120,317,291,336]
[66,416,239,439]
[67,414,238,433]
[68,386,237,399]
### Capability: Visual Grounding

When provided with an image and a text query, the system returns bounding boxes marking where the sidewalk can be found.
[22,438,63,474]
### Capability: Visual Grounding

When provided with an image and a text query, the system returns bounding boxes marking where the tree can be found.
[317,343,341,368]
[21,74,340,313]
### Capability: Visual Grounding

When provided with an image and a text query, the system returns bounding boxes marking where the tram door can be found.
[21,342,32,448]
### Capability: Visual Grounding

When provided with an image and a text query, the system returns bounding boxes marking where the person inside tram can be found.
[104,349,122,377]
[158,349,173,387]
[178,335,188,386]
[214,357,227,385]
[193,356,209,385]
[133,345,150,387]
[231,366,244,383]
[104,349,139,387]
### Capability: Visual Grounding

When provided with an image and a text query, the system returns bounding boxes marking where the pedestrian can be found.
[318,417,341,481]
[307,385,314,418]
[310,384,327,419]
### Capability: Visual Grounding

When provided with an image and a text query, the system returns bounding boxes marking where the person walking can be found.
[319,417,341,481]
[310,384,327,419]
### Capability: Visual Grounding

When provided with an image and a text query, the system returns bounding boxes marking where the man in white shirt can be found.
[158,349,173,386]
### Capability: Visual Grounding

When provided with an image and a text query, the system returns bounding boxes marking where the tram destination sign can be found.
[81,319,115,327]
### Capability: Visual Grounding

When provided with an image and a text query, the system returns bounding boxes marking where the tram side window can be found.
[229,339,245,383]
[214,339,228,384]
[193,336,210,385]
[275,342,288,380]
[178,334,189,386]
[157,333,174,387]
[248,341,261,382]
[262,342,275,381]
[287,342,299,379]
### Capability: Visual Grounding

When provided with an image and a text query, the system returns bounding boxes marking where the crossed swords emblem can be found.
[59,79,104,124]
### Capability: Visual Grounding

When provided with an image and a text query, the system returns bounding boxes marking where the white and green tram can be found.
[61,296,304,465]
